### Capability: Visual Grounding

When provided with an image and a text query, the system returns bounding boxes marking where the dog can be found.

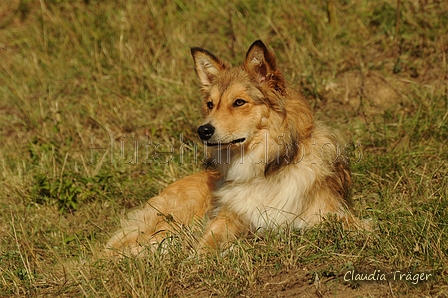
[105,40,356,256]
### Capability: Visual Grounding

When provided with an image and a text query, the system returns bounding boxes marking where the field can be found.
[0,0,447,297]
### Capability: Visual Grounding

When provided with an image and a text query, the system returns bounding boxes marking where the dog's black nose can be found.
[197,123,215,141]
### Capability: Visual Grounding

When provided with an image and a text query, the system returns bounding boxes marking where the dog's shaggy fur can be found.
[106,40,355,255]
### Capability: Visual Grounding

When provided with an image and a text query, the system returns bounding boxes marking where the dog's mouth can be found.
[204,138,246,147]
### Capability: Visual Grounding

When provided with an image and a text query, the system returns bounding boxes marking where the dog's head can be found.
[191,40,286,148]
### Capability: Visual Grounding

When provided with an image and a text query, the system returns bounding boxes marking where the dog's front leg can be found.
[198,208,248,252]
[105,171,220,256]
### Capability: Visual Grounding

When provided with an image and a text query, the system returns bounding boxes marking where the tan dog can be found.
[106,40,354,256]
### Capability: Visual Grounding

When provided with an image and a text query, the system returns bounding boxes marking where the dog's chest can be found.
[213,164,318,230]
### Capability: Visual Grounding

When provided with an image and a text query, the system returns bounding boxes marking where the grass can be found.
[0,0,447,296]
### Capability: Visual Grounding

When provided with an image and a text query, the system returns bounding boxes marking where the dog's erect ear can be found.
[244,40,285,94]
[244,40,277,84]
[191,47,227,87]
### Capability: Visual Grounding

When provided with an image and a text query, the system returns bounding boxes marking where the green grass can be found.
[1,0,447,296]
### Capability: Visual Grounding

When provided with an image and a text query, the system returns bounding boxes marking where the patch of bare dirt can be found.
[325,70,405,114]
[246,269,442,298]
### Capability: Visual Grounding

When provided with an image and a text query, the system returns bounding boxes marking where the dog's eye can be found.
[233,99,246,107]
[207,101,214,109]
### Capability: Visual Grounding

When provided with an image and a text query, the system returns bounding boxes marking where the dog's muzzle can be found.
[197,123,215,141]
